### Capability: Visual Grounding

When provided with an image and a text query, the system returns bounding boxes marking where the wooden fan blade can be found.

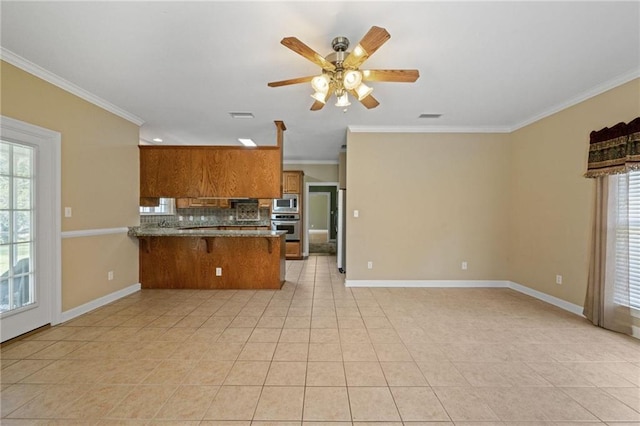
[343,26,391,69]
[310,85,336,111]
[348,90,380,109]
[281,37,336,71]
[268,76,315,87]
[359,94,380,109]
[310,101,326,111]
[362,69,420,83]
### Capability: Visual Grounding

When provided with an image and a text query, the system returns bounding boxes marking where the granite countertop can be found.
[128,226,286,238]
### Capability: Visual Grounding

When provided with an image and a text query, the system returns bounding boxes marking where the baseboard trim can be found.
[344,279,584,316]
[345,279,509,288]
[59,283,141,323]
[507,281,584,316]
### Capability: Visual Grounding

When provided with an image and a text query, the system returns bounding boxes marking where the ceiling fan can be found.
[268,26,419,111]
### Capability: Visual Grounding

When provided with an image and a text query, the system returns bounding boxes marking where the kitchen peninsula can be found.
[132,121,288,290]
[129,226,286,289]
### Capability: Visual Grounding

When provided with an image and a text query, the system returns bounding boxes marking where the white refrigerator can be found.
[337,189,346,273]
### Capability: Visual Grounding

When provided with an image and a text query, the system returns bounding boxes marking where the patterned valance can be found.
[585,117,640,178]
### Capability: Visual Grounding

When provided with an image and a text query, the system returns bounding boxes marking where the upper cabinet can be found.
[140,121,286,199]
[283,170,303,194]
[175,198,231,209]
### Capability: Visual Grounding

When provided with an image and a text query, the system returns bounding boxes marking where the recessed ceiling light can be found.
[238,138,257,147]
[419,113,442,119]
[152,138,163,142]
[230,112,255,119]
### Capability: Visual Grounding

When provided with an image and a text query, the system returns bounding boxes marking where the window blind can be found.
[615,171,640,310]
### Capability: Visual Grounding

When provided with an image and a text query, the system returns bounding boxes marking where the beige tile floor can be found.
[1,255,640,425]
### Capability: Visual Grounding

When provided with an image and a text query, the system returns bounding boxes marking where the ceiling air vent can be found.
[229,112,254,119]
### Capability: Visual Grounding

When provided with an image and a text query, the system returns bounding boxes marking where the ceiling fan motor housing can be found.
[327,37,350,69]
[331,36,349,52]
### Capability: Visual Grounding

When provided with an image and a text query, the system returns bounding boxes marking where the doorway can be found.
[1,117,61,342]
[305,182,338,256]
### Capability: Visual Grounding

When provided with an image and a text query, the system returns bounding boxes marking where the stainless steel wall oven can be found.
[271,214,300,241]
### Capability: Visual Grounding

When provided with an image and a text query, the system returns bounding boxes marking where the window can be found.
[0,141,35,313]
[613,171,640,311]
[140,198,175,215]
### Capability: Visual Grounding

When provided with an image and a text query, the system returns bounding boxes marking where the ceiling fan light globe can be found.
[311,91,327,104]
[355,83,373,100]
[343,70,363,90]
[311,74,330,93]
[335,92,351,107]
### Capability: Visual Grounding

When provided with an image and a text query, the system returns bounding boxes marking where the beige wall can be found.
[284,163,338,183]
[346,79,640,309]
[62,234,139,310]
[309,193,330,230]
[346,132,511,281]
[509,78,640,306]
[1,61,140,311]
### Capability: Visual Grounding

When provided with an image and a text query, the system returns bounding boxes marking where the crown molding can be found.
[509,68,640,132]
[1,47,145,126]
[348,69,640,136]
[347,125,512,134]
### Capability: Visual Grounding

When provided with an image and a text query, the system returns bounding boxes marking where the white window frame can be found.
[140,197,175,216]
[0,116,62,334]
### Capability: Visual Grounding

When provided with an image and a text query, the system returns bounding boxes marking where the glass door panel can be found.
[0,141,35,314]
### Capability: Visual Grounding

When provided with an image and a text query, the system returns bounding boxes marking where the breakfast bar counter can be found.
[129,227,287,290]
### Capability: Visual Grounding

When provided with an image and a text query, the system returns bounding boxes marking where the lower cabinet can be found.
[138,235,286,289]
[286,241,302,260]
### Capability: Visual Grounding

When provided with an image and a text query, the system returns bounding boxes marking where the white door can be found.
[337,189,345,272]
[0,117,61,342]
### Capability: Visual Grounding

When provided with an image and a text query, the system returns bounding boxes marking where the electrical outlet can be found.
[216,267,222,276]
[367,261,373,269]
[64,207,72,217]
[556,275,563,285]
[354,210,359,218]
[461,261,468,270]
[108,270,114,281]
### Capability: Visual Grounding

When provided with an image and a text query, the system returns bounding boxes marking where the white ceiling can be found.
[1,1,639,162]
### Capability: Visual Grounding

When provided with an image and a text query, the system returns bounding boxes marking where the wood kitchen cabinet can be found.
[283,171,302,194]
[140,121,286,200]
[282,170,304,260]
[286,241,301,259]
[137,234,286,289]
[141,146,282,199]
[140,197,160,207]
[258,198,272,209]
[176,198,230,209]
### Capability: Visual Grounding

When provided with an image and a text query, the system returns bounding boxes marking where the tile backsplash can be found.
[141,200,270,228]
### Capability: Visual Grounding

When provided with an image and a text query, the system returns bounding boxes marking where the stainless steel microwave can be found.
[272,193,299,213]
